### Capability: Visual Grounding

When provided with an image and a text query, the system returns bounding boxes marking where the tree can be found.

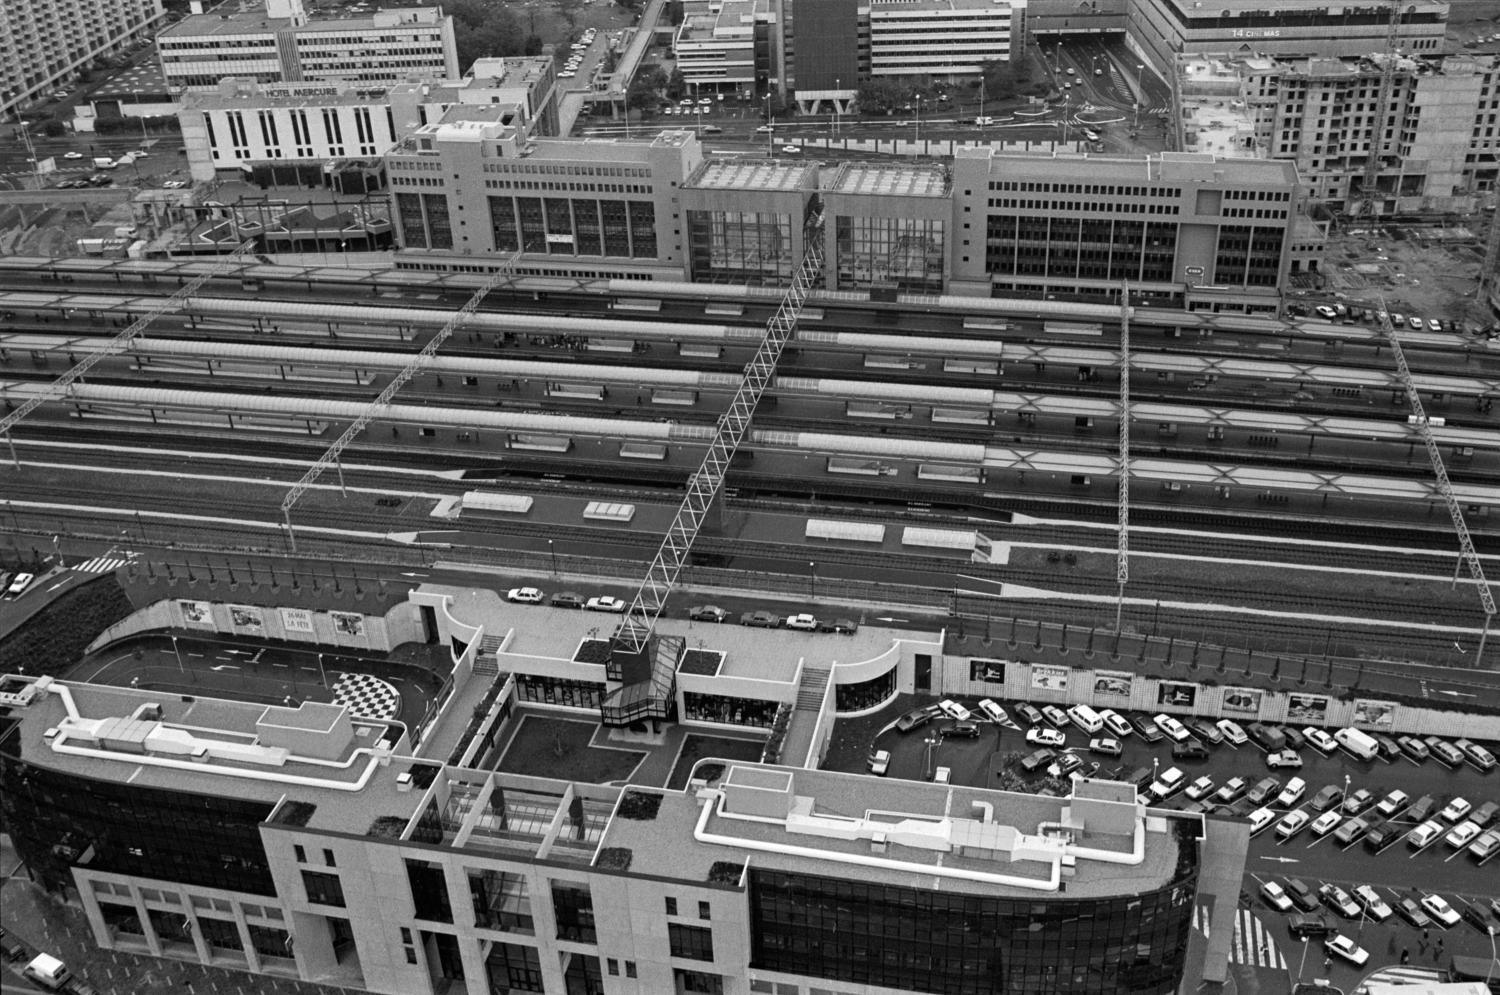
[447,0,526,74]
[558,0,584,29]
[666,69,686,101]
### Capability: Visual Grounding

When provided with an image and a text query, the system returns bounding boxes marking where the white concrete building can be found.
[0,0,165,118]
[866,0,1027,82]
[158,0,459,93]
[673,0,767,92]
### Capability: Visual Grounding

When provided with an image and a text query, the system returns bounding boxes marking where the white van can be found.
[1334,727,1379,762]
[23,953,71,990]
[1067,704,1104,734]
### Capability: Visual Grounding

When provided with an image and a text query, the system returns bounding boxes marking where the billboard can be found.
[1286,693,1329,723]
[1157,682,1197,708]
[228,605,263,631]
[1352,699,1396,728]
[970,659,1006,684]
[1221,687,1263,714]
[280,608,315,633]
[1030,665,1069,692]
[180,600,213,626]
[330,611,365,637]
[1092,671,1133,697]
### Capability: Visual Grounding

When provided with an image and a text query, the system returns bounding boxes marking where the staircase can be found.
[472,634,503,677]
[599,635,683,727]
[796,667,830,711]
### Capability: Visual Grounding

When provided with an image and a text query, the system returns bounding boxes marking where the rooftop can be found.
[605,764,1187,895]
[828,162,950,198]
[1158,0,1445,16]
[163,0,444,37]
[93,63,172,101]
[962,146,1296,185]
[686,158,817,192]
[2,675,423,836]
[181,78,393,111]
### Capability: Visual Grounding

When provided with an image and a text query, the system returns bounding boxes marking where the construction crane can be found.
[1115,282,1131,633]
[1378,299,1497,664]
[0,242,255,467]
[278,252,519,550]
[603,208,826,724]
[1356,0,1404,217]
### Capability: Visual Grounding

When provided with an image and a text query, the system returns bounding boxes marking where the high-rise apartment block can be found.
[0,0,165,118]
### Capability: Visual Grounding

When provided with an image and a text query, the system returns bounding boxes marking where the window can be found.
[485,942,544,992]
[301,870,345,908]
[323,849,336,867]
[666,897,678,916]
[293,845,306,863]
[626,961,637,978]
[668,923,715,961]
[551,882,597,944]
[608,958,619,975]
[699,901,711,921]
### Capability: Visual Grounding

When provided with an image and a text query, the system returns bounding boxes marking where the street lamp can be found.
[548,538,558,576]
[1134,63,1145,130]
[764,93,773,157]
[52,534,65,569]
[1341,773,1351,810]
[923,734,939,779]
[1485,925,1495,984]
[809,560,817,599]
[914,95,922,151]
[979,76,986,130]
[171,635,184,676]
[834,77,840,137]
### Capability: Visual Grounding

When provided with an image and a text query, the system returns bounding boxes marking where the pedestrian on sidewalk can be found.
[1401,949,1410,965]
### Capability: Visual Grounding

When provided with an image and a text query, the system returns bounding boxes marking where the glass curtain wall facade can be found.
[0,739,277,897]
[489,196,658,258]
[835,217,945,293]
[833,669,896,713]
[984,216,1180,283]
[515,675,606,709]
[682,691,779,727]
[748,836,1199,994]
[686,210,793,284]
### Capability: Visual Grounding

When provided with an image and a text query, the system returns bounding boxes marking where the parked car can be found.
[4,572,35,598]
[895,709,932,733]
[1469,829,1500,861]
[1320,884,1360,918]
[1267,750,1303,769]
[1395,898,1432,929]
[1342,788,1375,815]
[1041,705,1069,728]
[1363,821,1402,852]
[1405,794,1437,824]
[815,617,858,634]
[1281,726,1307,751]
[1247,777,1282,806]
[688,605,728,622]
[549,591,586,609]
[1248,807,1276,835]
[1310,810,1343,836]
[1048,753,1085,778]
[943,721,983,740]
[1131,716,1165,742]
[1149,767,1187,800]
[1455,739,1497,772]
[1303,727,1338,753]
[740,610,781,627]
[1276,777,1307,807]
[1445,820,1481,849]
[1020,748,1057,773]
[1407,820,1445,850]
[1324,933,1369,967]
[1427,737,1466,767]
[1089,737,1123,757]
[1215,719,1248,745]
[586,596,626,613]
[1260,881,1294,912]
[1247,723,1286,751]
[1352,886,1392,921]
[1026,727,1066,748]
[1173,741,1209,761]
[784,613,818,631]
[937,699,972,721]
[1215,777,1249,804]
[1440,797,1472,823]
[1284,878,1320,913]
[1420,893,1461,926]
[1309,784,1343,812]
[978,699,1008,724]
[1375,789,1410,818]
[868,750,891,775]
[1333,817,1370,846]
[506,587,544,604]
[1016,703,1045,726]
[1371,733,1403,760]
[1153,714,1191,742]
[1276,809,1311,839]
[1398,735,1430,760]
[1185,776,1216,801]
[1100,709,1133,738]
[1186,720,1223,744]
[1471,801,1499,828]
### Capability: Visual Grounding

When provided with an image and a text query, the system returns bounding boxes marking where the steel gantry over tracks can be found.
[278,253,519,549]
[0,242,254,467]
[602,209,827,726]
[1379,300,1497,663]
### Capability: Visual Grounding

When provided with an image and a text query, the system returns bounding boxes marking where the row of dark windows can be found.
[489,196,658,259]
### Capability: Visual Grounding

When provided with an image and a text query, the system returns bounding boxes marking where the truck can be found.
[1334,727,1380,762]
[22,953,71,990]
[92,157,116,169]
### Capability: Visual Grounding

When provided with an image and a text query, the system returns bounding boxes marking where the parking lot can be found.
[850,693,1500,983]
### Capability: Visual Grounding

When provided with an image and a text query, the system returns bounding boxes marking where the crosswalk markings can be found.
[1363,967,1443,986]
[1193,904,1287,969]
[74,552,137,574]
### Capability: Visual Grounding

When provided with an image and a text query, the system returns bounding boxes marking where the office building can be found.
[866,0,1028,82]
[0,669,1237,995]
[0,0,165,119]
[821,162,950,294]
[950,147,1302,312]
[158,0,459,93]
[680,158,820,285]
[387,115,701,280]
[673,0,771,94]
[1129,0,1449,72]
[1178,52,1500,215]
